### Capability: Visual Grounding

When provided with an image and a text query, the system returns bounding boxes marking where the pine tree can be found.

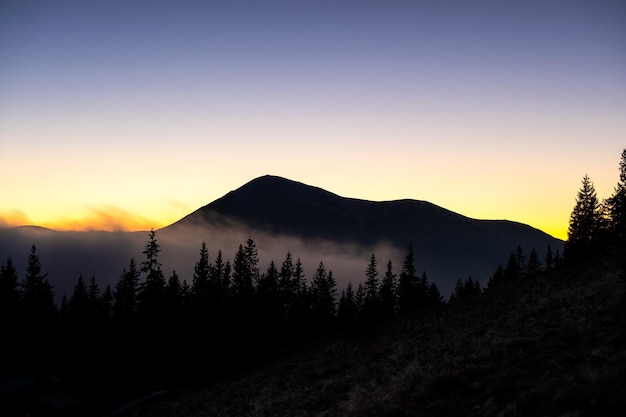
[427,282,443,305]
[279,251,297,313]
[22,245,56,324]
[68,274,89,323]
[526,248,541,278]
[544,246,554,272]
[503,252,520,281]
[310,261,336,322]
[257,260,282,326]
[338,282,357,324]
[1,257,22,337]
[113,258,140,320]
[565,174,602,261]
[379,260,397,319]
[231,244,255,300]
[138,229,166,319]
[0,257,21,321]
[607,148,626,246]
[362,253,380,318]
[191,241,211,317]
[487,265,504,289]
[397,243,418,313]
[165,270,184,321]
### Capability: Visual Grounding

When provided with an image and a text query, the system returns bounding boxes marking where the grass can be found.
[121,264,626,417]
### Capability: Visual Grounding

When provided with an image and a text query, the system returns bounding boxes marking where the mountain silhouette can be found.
[170,175,560,251]
[167,175,562,290]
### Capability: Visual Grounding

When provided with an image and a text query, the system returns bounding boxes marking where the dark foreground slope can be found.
[124,265,626,417]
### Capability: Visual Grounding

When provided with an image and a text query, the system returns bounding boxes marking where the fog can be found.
[1,214,533,305]
[0,223,406,304]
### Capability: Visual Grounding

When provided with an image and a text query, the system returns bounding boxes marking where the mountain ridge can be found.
[167,174,560,252]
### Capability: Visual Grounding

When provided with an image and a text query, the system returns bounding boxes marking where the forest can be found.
[1,149,625,416]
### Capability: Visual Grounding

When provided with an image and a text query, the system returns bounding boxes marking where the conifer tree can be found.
[310,261,336,322]
[113,258,140,320]
[68,274,89,323]
[257,260,282,326]
[192,241,211,307]
[289,258,309,323]
[449,278,464,303]
[0,257,21,322]
[210,249,228,304]
[427,282,443,305]
[362,253,380,318]
[279,251,297,312]
[544,246,554,272]
[565,174,602,261]
[379,260,397,319]
[338,282,357,324]
[487,265,504,288]
[397,243,418,313]
[526,248,541,277]
[101,285,113,320]
[515,245,527,277]
[22,244,56,323]
[503,252,520,281]
[138,229,166,319]
[165,270,184,321]
[607,148,626,246]
[231,243,256,300]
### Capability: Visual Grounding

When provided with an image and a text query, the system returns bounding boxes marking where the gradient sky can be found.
[1,0,625,240]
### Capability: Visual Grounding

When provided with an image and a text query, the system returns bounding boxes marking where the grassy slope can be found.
[125,265,626,417]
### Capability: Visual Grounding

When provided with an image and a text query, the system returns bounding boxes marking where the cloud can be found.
[0,210,32,228]
[45,206,162,232]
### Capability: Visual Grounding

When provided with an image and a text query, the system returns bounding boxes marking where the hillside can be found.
[167,175,562,293]
[122,264,626,417]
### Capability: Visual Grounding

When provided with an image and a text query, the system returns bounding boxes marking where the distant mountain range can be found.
[0,175,562,299]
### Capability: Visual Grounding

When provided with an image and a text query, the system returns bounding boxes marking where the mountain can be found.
[166,175,562,292]
[0,175,562,300]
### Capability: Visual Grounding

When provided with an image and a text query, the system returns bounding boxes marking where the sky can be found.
[1,0,625,240]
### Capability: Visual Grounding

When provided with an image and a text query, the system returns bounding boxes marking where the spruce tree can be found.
[191,241,211,316]
[1,257,22,337]
[113,258,140,321]
[565,174,602,261]
[362,253,380,318]
[338,282,357,324]
[0,257,21,321]
[310,261,336,322]
[526,248,541,278]
[397,243,418,313]
[22,244,56,324]
[138,229,166,319]
[607,148,626,246]
[379,260,397,319]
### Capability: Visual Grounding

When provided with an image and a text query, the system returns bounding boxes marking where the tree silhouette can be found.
[0,257,21,320]
[397,243,418,313]
[338,282,358,324]
[361,253,380,319]
[138,229,166,320]
[379,260,397,319]
[565,174,603,261]
[22,244,56,325]
[607,148,626,246]
[113,258,140,321]
[310,261,336,323]
[0,257,22,339]
[191,241,211,317]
